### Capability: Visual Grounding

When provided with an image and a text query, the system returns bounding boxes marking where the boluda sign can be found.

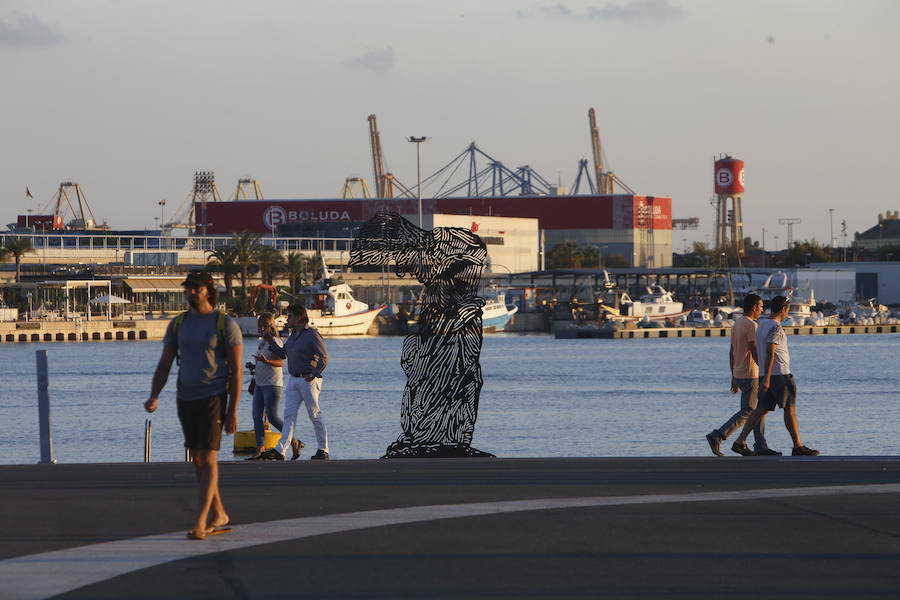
[199,200,370,234]
[263,206,352,228]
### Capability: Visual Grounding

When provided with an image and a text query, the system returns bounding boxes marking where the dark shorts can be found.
[759,374,796,412]
[177,394,226,451]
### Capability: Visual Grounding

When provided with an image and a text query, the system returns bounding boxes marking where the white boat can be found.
[403,287,519,333]
[618,284,689,322]
[237,263,386,337]
[683,308,711,327]
[784,288,819,325]
[839,299,891,325]
[481,288,519,332]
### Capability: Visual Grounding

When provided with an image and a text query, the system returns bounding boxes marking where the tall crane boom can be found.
[368,114,387,198]
[587,107,632,195]
[588,108,607,193]
[588,108,617,194]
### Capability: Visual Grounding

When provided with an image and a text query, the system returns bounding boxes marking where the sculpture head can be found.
[350,211,486,287]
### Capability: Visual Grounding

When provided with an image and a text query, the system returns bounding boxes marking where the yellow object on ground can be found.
[233,426,281,453]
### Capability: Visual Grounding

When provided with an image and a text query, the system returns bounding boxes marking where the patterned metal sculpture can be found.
[350,211,494,458]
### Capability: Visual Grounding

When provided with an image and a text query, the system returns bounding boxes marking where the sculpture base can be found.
[381,442,495,459]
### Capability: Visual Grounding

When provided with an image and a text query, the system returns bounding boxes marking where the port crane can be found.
[367,114,415,199]
[588,107,634,194]
[341,177,372,199]
[421,142,554,198]
[231,178,264,201]
[38,182,108,230]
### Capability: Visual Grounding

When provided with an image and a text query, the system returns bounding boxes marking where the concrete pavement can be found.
[1,457,899,599]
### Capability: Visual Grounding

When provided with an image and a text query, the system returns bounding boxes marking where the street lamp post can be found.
[828,208,835,249]
[408,136,429,229]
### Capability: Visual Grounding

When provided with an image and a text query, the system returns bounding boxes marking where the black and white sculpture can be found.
[349,211,494,458]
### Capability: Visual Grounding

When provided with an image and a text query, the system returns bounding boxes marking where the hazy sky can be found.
[3,0,898,250]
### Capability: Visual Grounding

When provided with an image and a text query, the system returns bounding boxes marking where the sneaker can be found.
[705,432,724,456]
[731,442,756,456]
[756,448,783,456]
[310,449,329,460]
[260,449,284,461]
[291,439,305,461]
[792,445,819,456]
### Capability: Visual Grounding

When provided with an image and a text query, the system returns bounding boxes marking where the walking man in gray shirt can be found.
[145,270,243,539]
[262,303,330,460]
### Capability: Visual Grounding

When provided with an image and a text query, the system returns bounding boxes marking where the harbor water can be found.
[1,333,898,464]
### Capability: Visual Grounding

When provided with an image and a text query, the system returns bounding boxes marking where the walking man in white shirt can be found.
[705,293,779,456]
[732,295,818,457]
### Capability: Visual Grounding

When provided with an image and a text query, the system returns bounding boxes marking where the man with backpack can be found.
[145,270,243,539]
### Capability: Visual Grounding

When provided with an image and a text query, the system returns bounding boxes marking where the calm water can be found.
[1,333,898,464]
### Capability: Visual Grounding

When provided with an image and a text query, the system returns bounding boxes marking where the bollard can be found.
[143,419,152,463]
[35,350,56,464]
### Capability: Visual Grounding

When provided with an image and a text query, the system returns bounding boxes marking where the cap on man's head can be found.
[182,269,213,288]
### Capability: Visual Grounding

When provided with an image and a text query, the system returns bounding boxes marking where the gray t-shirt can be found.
[162,311,243,401]
[756,317,790,376]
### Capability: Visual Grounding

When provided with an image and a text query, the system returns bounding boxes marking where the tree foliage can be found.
[230,231,263,296]
[783,239,832,266]
[2,237,35,282]
[256,246,285,285]
[284,251,310,293]
[206,245,239,298]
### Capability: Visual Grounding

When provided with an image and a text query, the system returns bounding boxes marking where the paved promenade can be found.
[1,457,899,599]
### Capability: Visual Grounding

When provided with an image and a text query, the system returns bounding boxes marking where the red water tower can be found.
[714,157,744,196]
[713,155,745,256]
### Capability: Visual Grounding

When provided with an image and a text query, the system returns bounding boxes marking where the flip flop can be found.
[207,526,232,536]
[186,529,207,540]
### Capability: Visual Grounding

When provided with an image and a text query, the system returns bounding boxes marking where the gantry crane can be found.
[341,177,372,198]
[40,182,108,230]
[232,178,264,201]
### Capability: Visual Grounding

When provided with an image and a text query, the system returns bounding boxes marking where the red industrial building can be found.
[196,194,673,268]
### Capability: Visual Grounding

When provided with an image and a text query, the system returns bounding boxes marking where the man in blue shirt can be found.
[261,303,330,460]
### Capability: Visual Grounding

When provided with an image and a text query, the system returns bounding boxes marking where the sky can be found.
[2,0,898,251]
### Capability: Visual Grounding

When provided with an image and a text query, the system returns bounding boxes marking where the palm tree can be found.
[231,231,262,297]
[2,237,35,283]
[206,245,240,298]
[256,246,285,286]
[284,251,309,293]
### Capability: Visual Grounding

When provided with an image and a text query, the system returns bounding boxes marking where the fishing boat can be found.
[617,284,690,322]
[481,288,519,333]
[237,264,386,337]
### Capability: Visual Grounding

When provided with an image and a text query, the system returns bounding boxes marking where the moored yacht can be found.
[618,284,689,322]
